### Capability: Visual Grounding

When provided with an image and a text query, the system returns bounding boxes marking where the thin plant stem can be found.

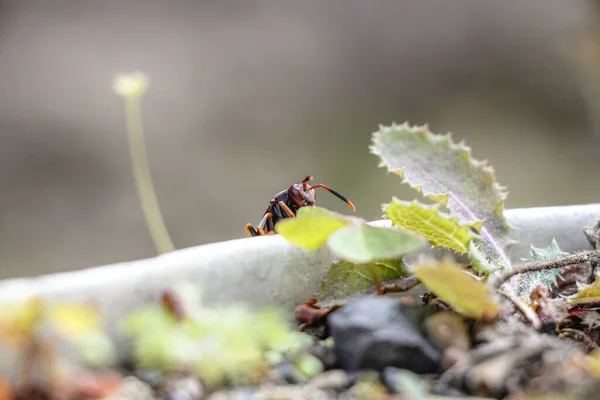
[372,276,420,295]
[368,262,383,295]
[124,97,175,254]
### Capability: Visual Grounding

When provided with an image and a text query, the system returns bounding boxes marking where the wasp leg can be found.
[245,224,266,237]
[278,201,296,218]
[257,212,272,230]
[246,212,274,238]
[245,224,260,237]
[265,213,275,234]
[256,212,276,235]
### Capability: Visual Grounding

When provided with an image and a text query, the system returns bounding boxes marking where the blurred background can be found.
[1,0,600,279]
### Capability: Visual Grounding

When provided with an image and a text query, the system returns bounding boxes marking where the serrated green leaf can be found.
[318,258,407,301]
[569,254,600,303]
[327,224,423,264]
[571,284,600,304]
[468,240,505,275]
[530,239,568,262]
[514,239,569,299]
[415,258,500,321]
[384,198,479,254]
[275,206,352,250]
[371,123,513,272]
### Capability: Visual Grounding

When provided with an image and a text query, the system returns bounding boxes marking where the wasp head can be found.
[288,182,315,209]
[287,175,355,212]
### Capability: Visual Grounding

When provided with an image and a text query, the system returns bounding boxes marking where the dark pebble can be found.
[328,296,442,375]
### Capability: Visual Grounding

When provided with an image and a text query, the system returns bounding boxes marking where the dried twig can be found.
[558,328,599,351]
[364,275,421,295]
[487,250,600,290]
[583,221,600,283]
[583,219,600,250]
[498,290,541,331]
[295,299,341,326]
[381,276,420,294]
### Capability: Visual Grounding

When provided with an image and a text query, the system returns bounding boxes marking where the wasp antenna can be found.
[310,183,356,211]
[302,175,314,190]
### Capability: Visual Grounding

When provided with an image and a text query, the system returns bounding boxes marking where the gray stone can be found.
[328,296,442,375]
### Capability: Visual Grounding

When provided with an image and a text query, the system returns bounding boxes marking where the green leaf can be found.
[74,331,117,368]
[513,239,569,299]
[293,353,324,380]
[318,258,407,301]
[569,253,600,304]
[46,302,103,342]
[571,283,600,304]
[275,206,352,250]
[468,240,505,275]
[0,297,44,344]
[384,198,479,254]
[371,123,514,272]
[529,239,569,262]
[327,224,424,264]
[123,287,312,388]
[121,307,178,338]
[415,258,500,321]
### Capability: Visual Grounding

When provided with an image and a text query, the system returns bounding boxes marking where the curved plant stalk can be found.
[114,72,175,254]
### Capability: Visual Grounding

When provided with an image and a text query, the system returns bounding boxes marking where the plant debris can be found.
[2,122,600,399]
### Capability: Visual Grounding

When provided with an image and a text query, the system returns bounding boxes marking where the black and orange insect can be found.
[245,175,355,237]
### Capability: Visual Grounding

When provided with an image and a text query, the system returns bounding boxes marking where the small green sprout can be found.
[122,284,314,389]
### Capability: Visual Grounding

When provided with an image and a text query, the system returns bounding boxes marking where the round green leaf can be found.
[327,225,423,263]
[295,206,344,219]
[275,207,351,250]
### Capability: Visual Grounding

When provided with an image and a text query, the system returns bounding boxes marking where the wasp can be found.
[245,175,355,237]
